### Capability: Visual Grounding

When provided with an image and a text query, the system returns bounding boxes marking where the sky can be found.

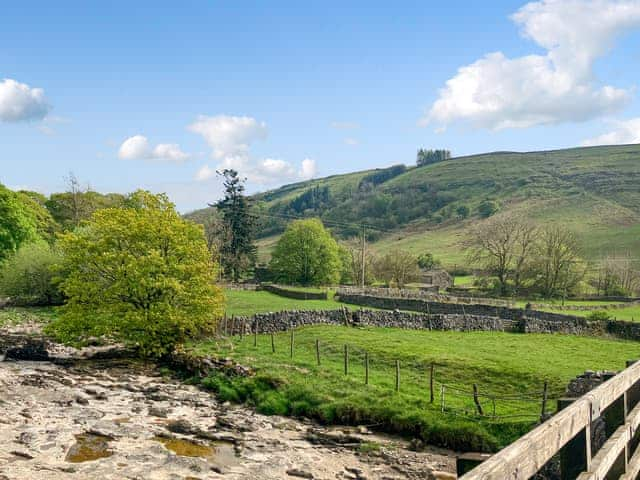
[1,0,640,212]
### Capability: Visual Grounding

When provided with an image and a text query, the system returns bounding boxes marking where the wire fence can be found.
[213,327,564,422]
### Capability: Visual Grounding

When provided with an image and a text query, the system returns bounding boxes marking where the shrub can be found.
[587,310,612,322]
[478,200,498,218]
[0,242,63,305]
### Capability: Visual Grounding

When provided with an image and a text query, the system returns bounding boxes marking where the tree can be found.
[416,149,451,166]
[46,191,223,357]
[348,248,377,286]
[374,250,419,288]
[0,241,63,305]
[16,191,60,244]
[530,225,584,298]
[45,174,125,231]
[269,218,342,286]
[456,205,470,219]
[596,254,640,296]
[477,200,498,218]
[468,215,536,296]
[213,169,257,282]
[417,252,441,270]
[0,184,38,263]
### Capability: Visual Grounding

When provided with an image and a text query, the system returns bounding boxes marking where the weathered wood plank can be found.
[577,400,640,479]
[620,444,640,480]
[461,361,640,480]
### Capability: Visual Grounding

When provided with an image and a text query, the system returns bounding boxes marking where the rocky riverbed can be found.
[0,329,456,480]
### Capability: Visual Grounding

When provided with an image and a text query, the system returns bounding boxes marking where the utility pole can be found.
[361,224,366,288]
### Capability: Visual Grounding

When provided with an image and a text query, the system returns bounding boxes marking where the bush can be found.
[456,205,470,219]
[478,200,498,218]
[0,242,63,305]
[587,310,612,322]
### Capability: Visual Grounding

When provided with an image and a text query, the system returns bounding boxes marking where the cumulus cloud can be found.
[0,78,50,122]
[190,114,317,185]
[195,164,215,181]
[582,118,640,146]
[118,135,190,163]
[423,0,640,130]
[300,158,317,179]
[188,115,268,160]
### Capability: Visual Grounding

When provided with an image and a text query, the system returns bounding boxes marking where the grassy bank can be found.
[189,325,640,452]
[223,289,353,316]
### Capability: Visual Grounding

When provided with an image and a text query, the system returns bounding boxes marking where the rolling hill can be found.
[187,144,640,267]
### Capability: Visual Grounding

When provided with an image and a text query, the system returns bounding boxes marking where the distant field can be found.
[539,305,640,322]
[190,325,640,452]
[224,290,350,317]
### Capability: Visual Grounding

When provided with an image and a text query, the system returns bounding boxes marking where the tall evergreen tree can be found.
[212,169,256,281]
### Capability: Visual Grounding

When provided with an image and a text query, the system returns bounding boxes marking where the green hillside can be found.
[188,144,640,267]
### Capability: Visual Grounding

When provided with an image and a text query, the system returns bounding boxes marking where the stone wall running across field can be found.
[219,309,515,336]
[261,284,328,300]
[218,306,640,343]
[335,292,580,323]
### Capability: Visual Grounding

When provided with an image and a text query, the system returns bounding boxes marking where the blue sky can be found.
[1,0,640,211]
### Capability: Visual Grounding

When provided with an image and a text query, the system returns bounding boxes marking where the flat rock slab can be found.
[0,358,454,479]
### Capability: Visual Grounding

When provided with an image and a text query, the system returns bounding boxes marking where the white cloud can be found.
[189,114,316,185]
[0,78,50,122]
[195,164,215,181]
[188,115,268,160]
[300,158,317,179]
[582,118,640,146]
[118,135,190,163]
[344,137,359,146]
[423,0,640,130]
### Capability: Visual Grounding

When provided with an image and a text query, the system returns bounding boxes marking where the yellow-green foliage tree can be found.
[269,218,342,286]
[47,191,224,357]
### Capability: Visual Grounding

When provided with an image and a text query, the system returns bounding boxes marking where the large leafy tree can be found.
[269,218,342,286]
[0,184,38,263]
[213,169,256,281]
[47,191,224,357]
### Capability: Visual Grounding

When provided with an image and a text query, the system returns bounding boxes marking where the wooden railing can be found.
[460,359,640,480]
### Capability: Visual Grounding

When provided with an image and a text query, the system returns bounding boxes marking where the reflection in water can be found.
[65,434,113,463]
[154,436,238,467]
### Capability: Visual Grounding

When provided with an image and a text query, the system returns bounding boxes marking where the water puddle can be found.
[65,433,113,463]
[154,436,238,467]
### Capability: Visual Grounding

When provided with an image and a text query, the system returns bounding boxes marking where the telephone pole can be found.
[361,224,366,288]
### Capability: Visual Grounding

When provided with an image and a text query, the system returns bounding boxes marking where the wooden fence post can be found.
[290,328,294,359]
[315,339,321,366]
[473,384,484,415]
[344,345,349,375]
[541,381,549,420]
[430,363,435,403]
[395,360,400,392]
[441,385,446,412]
[365,352,369,385]
[271,333,275,353]
[254,319,258,347]
[239,316,243,340]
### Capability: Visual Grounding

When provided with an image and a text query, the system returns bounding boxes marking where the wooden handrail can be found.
[460,360,640,479]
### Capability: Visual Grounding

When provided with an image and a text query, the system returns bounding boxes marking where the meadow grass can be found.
[224,289,352,317]
[190,325,640,451]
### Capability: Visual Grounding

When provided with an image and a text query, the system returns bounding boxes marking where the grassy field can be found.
[540,305,640,322]
[224,290,351,316]
[190,325,640,452]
